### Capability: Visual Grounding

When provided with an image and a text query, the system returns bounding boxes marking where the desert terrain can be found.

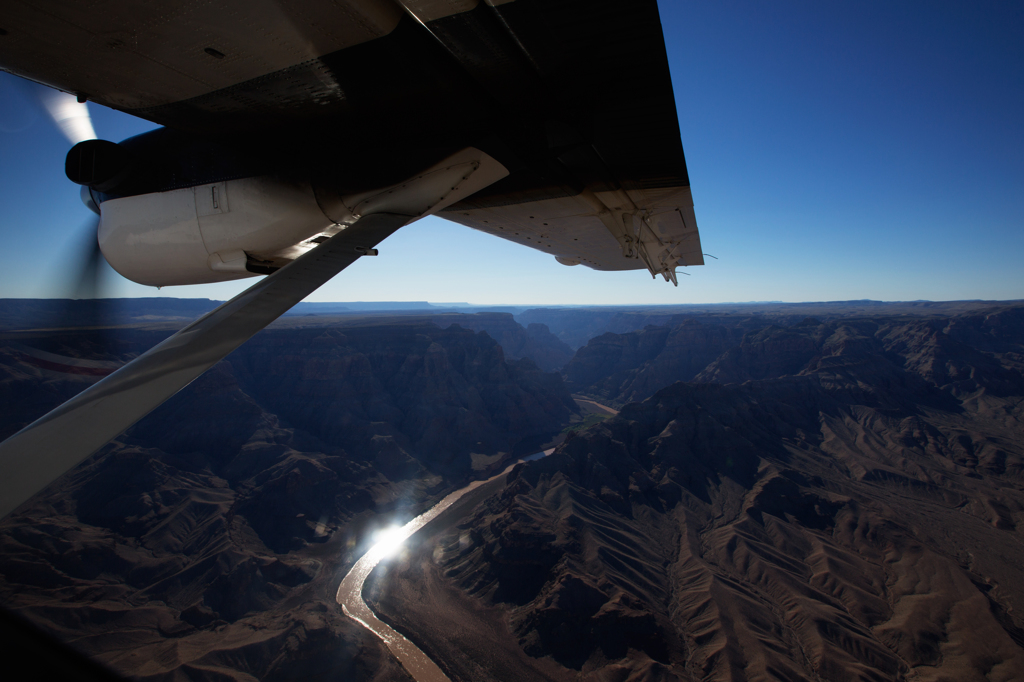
[0,300,1022,681]
[378,303,1024,680]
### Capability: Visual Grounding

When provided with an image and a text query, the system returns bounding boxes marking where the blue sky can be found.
[0,0,1021,305]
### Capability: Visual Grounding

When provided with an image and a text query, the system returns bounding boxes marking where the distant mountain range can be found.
[0,298,530,331]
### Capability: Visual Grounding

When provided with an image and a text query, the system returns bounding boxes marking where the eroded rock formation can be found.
[0,318,575,680]
[377,306,1024,681]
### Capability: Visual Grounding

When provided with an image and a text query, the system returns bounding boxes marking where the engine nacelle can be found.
[96,147,507,287]
[98,176,337,287]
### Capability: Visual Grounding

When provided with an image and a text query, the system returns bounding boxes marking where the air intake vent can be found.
[65,139,131,191]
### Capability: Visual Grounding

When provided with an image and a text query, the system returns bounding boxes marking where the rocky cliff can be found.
[519,300,1019,350]
[0,318,576,681]
[431,313,575,371]
[563,321,741,404]
[375,305,1024,681]
[565,304,1024,408]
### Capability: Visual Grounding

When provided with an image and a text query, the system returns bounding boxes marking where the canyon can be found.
[1,300,1022,680]
[0,312,573,680]
[375,304,1024,680]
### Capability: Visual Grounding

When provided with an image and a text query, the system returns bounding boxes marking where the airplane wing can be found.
[0,0,702,513]
[442,185,703,284]
[0,0,702,283]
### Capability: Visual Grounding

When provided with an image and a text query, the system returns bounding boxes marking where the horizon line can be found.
[2,297,1024,307]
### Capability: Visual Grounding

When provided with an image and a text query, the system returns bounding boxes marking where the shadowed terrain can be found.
[518,300,1022,350]
[2,301,1023,681]
[0,313,575,681]
[375,304,1024,681]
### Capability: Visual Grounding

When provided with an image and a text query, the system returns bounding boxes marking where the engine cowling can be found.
[94,147,507,288]
[98,176,337,287]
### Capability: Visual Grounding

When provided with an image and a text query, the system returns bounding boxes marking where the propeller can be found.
[0,147,505,517]
[38,89,111,299]
[39,89,96,146]
[34,88,114,329]
[64,209,104,301]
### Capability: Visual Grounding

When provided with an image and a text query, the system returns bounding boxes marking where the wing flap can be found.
[440,184,703,280]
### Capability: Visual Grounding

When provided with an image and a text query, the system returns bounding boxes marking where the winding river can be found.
[336,449,553,682]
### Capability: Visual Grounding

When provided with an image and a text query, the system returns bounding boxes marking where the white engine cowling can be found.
[98,176,336,287]
[97,148,508,288]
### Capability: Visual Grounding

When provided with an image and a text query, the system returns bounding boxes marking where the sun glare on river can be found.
[372,525,408,559]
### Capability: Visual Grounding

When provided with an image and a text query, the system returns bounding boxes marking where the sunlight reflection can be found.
[371,525,408,559]
[40,90,96,144]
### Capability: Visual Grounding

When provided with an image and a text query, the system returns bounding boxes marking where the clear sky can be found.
[0,0,1021,305]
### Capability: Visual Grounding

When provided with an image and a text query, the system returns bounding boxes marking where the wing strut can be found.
[0,213,408,518]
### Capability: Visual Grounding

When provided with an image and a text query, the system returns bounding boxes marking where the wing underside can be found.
[0,0,703,280]
[442,184,703,283]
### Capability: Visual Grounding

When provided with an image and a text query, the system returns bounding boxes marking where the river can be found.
[336,448,554,682]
